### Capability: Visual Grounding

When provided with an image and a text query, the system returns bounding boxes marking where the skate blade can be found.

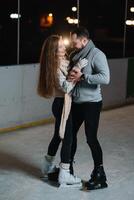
[81,183,108,191]
[58,182,82,189]
[40,175,48,182]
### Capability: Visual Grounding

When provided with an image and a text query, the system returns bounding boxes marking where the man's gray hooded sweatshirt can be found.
[70,40,110,103]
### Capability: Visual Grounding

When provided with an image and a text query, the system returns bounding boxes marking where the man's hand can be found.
[76,58,88,69]
[68,67,83,83]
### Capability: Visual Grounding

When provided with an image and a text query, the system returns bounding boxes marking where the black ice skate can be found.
[83,165,108,191]
[47,167,59,182]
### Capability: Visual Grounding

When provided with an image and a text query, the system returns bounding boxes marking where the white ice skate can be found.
[58,166,82,188]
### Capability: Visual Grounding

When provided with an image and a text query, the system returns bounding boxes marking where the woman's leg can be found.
[47,98,64,156]
[42,98,63,176]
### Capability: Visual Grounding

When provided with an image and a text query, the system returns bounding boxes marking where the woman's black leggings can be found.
[47,97,73,163]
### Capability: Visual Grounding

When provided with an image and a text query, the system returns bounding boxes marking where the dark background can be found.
[0,0,134,65]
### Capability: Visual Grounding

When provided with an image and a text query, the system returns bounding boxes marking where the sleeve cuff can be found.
[80,73,85,80]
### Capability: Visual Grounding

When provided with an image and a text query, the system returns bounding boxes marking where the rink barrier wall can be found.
[0,58,134,133]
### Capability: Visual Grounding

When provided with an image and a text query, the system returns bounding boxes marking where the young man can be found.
[68,26,110,190]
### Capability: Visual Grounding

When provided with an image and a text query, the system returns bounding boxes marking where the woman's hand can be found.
[67,67,82,83]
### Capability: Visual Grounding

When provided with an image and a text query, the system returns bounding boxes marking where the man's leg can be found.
[58,110,82,187]
[83,101,108,190]
[70,103,84,174]
[84,101,103,167]
[48,105,73,183]
[60,111,73,163]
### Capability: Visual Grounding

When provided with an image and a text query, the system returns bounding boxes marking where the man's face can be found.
[71,33,86,50]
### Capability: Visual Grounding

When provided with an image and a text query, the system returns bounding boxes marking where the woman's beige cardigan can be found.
[57,60,84,139]
[55,58,85,139]
[57,60,74,139]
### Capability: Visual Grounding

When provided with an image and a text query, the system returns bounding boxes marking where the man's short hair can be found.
[71,26,89,39]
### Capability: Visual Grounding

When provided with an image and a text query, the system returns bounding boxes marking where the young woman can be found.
[37,35,87,187]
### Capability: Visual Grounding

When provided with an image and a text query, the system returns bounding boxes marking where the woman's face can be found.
[57,37,66,58]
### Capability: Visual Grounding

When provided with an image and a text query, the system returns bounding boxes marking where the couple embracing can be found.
[38,26,110,190]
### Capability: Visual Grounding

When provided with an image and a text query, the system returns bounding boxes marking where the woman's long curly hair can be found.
[37,35,60,98]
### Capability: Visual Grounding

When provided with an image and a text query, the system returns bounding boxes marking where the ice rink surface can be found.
[0,105,134,200]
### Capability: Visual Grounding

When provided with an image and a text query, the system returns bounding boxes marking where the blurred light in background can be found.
[73,18,78,24]
[66,17,78,24]
[40,13,53,28]
[130,7,134,12]
[72,7,77,12]
[63,38,70,46]
[126,20,134,25]
[10,13,21,19]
